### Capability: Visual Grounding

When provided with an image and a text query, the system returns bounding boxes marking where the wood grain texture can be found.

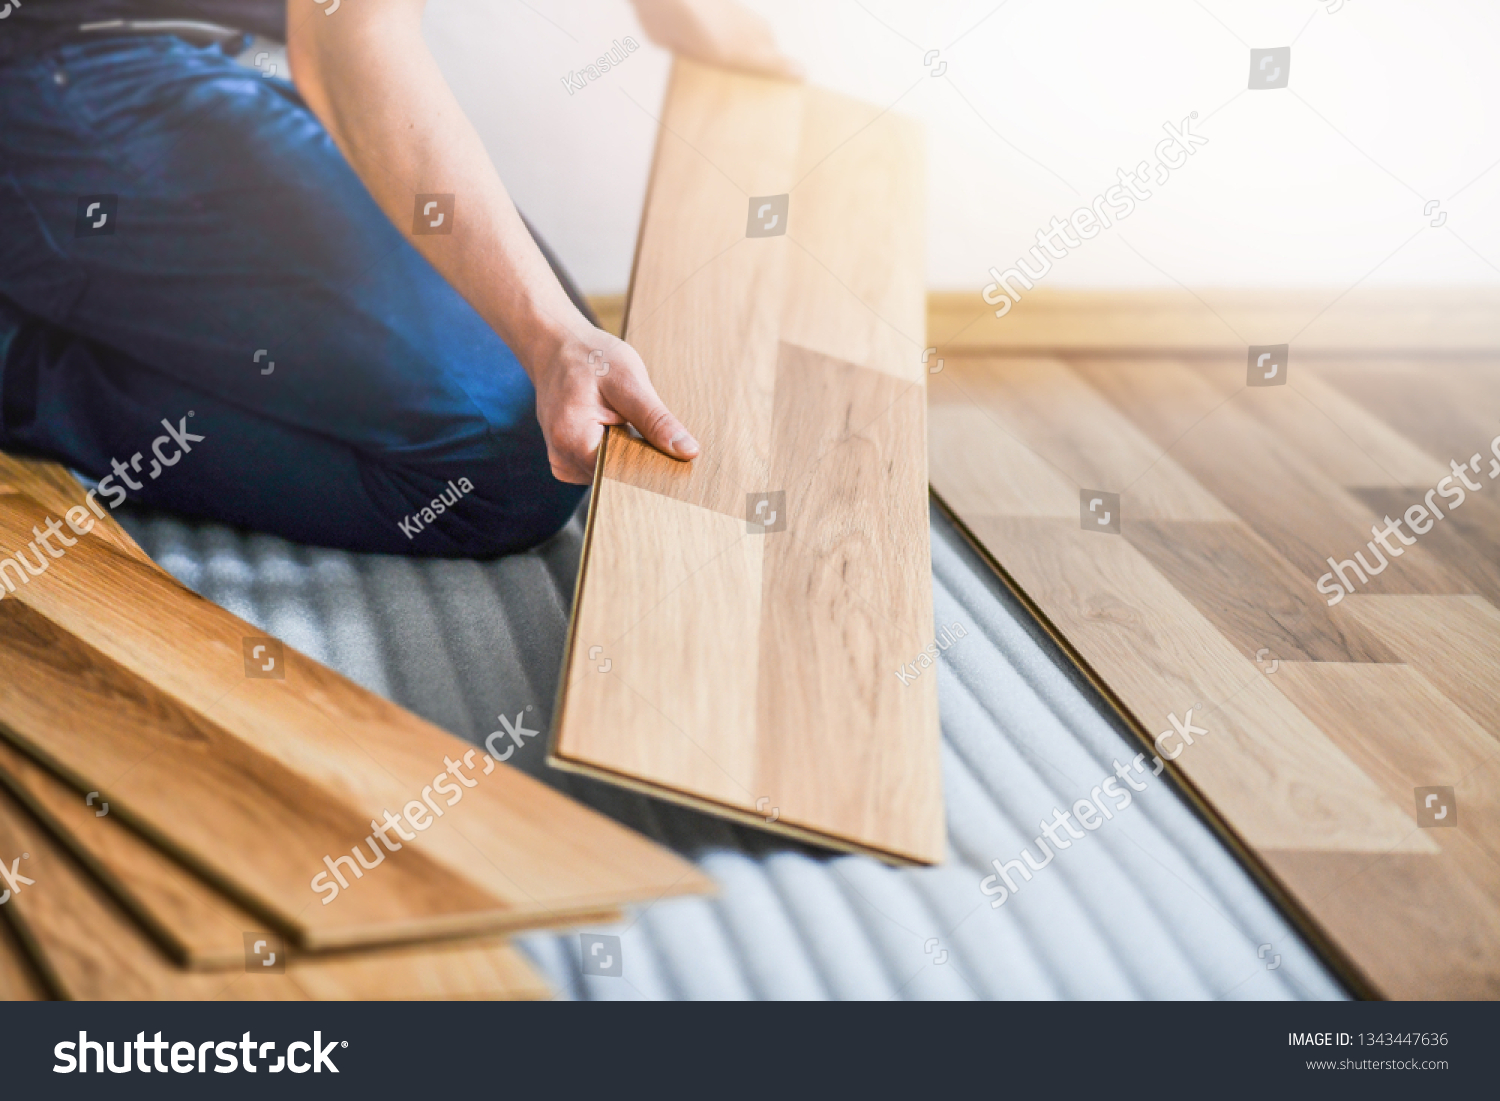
[960,517,1431,854]
[0,735,249,969]
[1124,521,1399,664]
[0,738,614,974]
[930,349,1500,996]
[1338,595,1500,746]
[553,59,943,864]
[0,452,155,568]
[1270,662,1500,863]
[0,784,552,1000]
[930,357,1235,521]
[1264,846,1500,999]
[0,914,47,1001]
[0,494,709,949]
[1071,356,1470,592]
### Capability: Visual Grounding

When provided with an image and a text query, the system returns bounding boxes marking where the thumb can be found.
[602,371,700,461]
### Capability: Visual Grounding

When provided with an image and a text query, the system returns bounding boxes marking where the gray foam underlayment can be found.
[114,499,1345,1001]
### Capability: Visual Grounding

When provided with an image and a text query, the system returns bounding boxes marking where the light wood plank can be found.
[0,735,248,969]
[1270,662,1500,864]
[560,478,764,809]
[929,343,1500,997]
[553,60,942,863]
[607,59,801,520]
[1339,595,1500,744]
[779,88,926,382]
[961,517,1432,854]
[1072,355,1471,592]
[0,494,709,949]
[1349,487,1500,606]
[1265,845,1500,1000]
[0,785,551,1000]
[931,356,1237,521]
[1313,358,1500,464]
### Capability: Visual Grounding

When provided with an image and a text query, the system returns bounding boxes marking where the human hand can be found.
[529,325,699,484]
[630,0,802,79]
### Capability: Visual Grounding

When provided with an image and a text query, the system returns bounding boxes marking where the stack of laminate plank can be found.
[0,452,710,999]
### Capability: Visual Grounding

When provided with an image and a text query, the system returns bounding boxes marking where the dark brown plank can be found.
[1125,520,1399,663]
[1349,487,1500,606]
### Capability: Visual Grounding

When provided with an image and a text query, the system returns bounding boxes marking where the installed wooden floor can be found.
[551,61,943,863]
[929,350,1500,998]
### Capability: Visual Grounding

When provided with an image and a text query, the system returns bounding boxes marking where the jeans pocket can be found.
[0,172,89,324]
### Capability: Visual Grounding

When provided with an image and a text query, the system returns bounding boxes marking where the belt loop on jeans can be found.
[77,19,247,49]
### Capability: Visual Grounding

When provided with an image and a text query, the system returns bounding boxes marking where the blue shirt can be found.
[0,2,287,61]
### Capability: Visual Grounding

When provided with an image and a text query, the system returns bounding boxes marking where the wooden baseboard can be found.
[592,287,1500,352]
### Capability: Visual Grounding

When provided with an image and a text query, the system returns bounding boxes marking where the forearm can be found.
[286,0,584,376]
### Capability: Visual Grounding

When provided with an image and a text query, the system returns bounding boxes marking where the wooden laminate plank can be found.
[1124,521,1399,663]
[930,346,1500,997]
[0,912,48,1001]
[1311,358,1500,464]
[1070,355,1471,592]
[1176,358,1452,487]
[1349,487,1500,606]
[0,737,615,972]
[754,344,937,855]
[957,517,1429,854]
[0,735,247,969]
[930,356,1235,521]
[604,60,801,520]
[1338,595,1500,744]
[1264,846,1500,1000]
[0,452,155,568]
[0,785,552,1000]
[1270,662,1500,865]
[779,85,926,383]
[552,60,942,863]
[0,495,709,949]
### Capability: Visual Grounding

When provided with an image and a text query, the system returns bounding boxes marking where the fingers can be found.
[600,367,699,462]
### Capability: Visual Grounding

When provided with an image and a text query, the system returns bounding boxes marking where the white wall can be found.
[426,0,1500,294]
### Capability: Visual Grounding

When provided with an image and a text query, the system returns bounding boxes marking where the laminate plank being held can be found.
[551,60,943,864]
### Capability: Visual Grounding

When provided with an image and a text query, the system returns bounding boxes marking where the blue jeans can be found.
[0,35,585,556]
